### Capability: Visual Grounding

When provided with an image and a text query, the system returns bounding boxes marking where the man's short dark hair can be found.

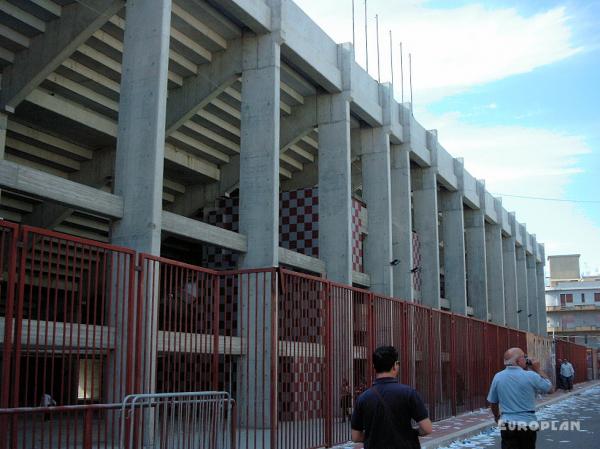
[373,346,398,373]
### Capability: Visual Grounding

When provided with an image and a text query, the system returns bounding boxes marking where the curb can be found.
[421,380,600,449]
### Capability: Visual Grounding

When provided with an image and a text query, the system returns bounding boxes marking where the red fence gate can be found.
[0,221,590,449]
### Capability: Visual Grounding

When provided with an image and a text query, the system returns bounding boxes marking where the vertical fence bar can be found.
[324,281,333,447]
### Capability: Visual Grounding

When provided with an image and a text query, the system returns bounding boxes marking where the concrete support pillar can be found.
[439,189,467,314]
[0,113,6,158]
[112,0,171,254]
[464,182,487,319]
[237,30,280,435]
[109,1,172,438]
[361,127,393,296]
[0,113,6,202]
[516,245,529,331]
[527,253,538,334]
[238,31,280,269]
[317,93,352,284]
[485,203,505,325]
[411,142,440,309]
[536,261,547,336]
[502,214,519,328]
[391,144,413,301]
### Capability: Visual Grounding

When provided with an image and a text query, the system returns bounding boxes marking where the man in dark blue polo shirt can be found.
[351,346,432,448]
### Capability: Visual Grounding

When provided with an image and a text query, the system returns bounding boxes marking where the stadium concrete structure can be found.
[0,1,559,446]
[0,0,547,332]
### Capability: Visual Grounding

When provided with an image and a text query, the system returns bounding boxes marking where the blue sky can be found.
[294,0,600,275]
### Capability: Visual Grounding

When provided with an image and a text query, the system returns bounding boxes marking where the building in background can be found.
[546,255,600,348]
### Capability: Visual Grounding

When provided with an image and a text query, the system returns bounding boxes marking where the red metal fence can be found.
[0,221,590,449]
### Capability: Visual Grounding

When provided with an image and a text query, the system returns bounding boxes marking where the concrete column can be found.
[502,213,519,328]
[112,0,171,254]
[536,260,547,336]
[438,160,467,314]
[411,149,440,309]
[0,113,6,158]
[464,182,487,320]
[317,93,352,284]
[237,30,280,435]
[391,144,413,301]
[361,127,393,296]
[238,31,280,269]
[516,245,529,331]
[485,201,505,325]
[527,252,538,334]
[0,113,6,202]
[109,1,171,438]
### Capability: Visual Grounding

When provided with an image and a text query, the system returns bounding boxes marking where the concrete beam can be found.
[0,159,122,219]
[218,0,271,34]
[165,39,242,135]
[281,95,317,150]
[0,0,125,111]
[281,1,342,92]
[21,147,115,228]
[279,247,325,274]
[26,89,118,137]
[162,211,247,252]
[164,144,220,181]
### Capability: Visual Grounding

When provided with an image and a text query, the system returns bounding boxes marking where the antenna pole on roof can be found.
[400,42,404,104]
[352,0,356,51]
[364,0,368,73]
[409,52,414,114]
[376,14,381,82]
[389,30,394,87]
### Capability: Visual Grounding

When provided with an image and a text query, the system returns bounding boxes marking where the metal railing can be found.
[120,392,235,449]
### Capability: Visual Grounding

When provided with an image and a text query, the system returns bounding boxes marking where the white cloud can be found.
[293,0,581,102]
[419,110,600,274]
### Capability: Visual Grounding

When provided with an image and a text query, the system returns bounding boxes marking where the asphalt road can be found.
[441,386,600,449]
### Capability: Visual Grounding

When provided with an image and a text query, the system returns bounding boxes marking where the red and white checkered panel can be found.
[412,231,421,292]
[279,188,320,258]
[278,356,324,422]
[351,199,365,273]
[201,189,367,273]
[202,196,239,270]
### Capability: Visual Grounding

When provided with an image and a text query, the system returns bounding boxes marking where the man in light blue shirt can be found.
[487,347,552,449]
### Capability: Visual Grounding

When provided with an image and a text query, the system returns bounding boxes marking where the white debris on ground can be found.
[437,386,600,449]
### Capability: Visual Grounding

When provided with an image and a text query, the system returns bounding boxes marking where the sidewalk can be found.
[332,380,600,449]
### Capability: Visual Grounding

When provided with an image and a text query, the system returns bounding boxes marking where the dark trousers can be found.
[500,428,537,449]
[564,375,574,390]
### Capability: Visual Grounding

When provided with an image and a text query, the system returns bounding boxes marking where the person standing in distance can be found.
[560,359,575,391]
[351,346,432,448]
[487,347,553,449]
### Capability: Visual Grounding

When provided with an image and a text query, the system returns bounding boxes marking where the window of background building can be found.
[560,293,573,305]
[595,292,600,302]
[582,293,586,303]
